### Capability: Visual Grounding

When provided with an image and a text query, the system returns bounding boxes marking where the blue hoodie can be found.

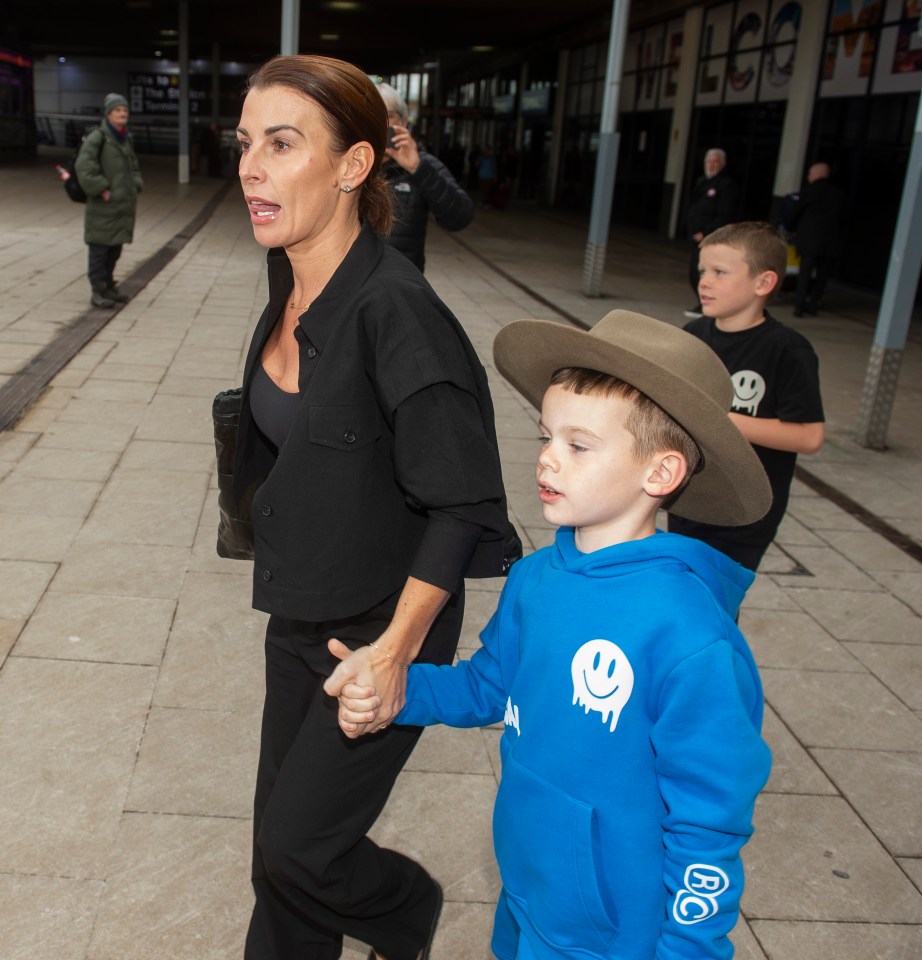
[398,528,771,960]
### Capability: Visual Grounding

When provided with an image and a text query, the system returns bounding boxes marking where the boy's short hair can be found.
[701,221,787,291]
[550,367,702,505]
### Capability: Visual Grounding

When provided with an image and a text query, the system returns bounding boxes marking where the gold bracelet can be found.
[370,642,410,670]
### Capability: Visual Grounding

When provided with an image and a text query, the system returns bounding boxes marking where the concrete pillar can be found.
[281,0,300,56]
[178,0,190,184]
[664,7,703,239]
[855,93,922,449]
[546,49,569,207]
[582,0,630,298]
[772,0,827,198]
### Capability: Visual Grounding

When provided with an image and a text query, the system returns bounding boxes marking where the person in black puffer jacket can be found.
[376,83,473,272]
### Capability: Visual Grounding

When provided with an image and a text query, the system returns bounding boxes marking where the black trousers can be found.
[245,587,463,960]
[87,243,122,289]
[795,253,833,312]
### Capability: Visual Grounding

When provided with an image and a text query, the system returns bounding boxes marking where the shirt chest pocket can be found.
[308,403,381,452]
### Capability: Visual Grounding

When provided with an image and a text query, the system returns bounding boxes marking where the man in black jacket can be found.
[788,162,847,317]
[685,148,740,317]
[376,83,473,272]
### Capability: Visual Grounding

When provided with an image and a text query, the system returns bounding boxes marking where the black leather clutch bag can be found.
[212,387,255,560]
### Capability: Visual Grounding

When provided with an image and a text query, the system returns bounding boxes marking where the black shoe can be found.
[105,285,130,303]
[792,308,804,318]
[367,880,442,960]
[91,289,115,308]
[804,305,818,316]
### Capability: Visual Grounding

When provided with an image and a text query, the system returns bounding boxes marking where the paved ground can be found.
[1,148,920,960]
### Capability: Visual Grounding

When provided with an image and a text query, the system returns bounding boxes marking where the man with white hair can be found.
[375,82,473,272]
[684,148,740,317]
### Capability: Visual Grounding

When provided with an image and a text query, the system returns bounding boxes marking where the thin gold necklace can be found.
[289,298,311,311]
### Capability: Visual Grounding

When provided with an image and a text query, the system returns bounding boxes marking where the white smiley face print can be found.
[571,639,634,732]
[730,370,765,416]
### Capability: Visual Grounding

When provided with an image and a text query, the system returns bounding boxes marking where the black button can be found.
[261,504,272,516]
[306,346,317,359]
[262,569,272,581]
[344,430,356,444]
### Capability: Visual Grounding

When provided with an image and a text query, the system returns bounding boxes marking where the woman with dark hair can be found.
[233,55,514,960]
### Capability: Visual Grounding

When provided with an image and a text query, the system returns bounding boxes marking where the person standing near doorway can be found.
[684,148,739,317]
[75,92,143,308]
[788,162,847,317]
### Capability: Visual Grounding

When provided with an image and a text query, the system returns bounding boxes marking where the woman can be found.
[233,55,513,960]
[375,82,473,272]
[74,92,143,308]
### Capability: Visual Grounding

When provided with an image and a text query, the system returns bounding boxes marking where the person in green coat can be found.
[75,92,144,308]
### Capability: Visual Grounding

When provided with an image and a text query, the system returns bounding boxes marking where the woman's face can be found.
[107,105,129,130]
[237,84,351,250]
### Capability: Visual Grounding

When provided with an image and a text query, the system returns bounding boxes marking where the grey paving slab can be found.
[154,571,267,711]
[742,607,865,672]
[900,857,922,889]
[749,919,922,960]
[13,444,119,482]
[761,667,922,751]
[843,641,922,709]
[0,874,103,960]
[0,657,156,877]
[16,592,175,665]
[404,722,496,777]
[744,795,922,922]
[760,705,837,796]
[811,748,922,857]
[127,703,261,818]
[731,917,768,960]
[370,769,502,903]
[784,587,922,644]
[0,512,84,562]
[87,813,252,960]
[50,542,190,600]
[0,558,56,619]
[32,416,138,452]
[871,569,922,618]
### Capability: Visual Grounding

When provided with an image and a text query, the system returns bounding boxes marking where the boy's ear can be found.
[756,269,779,297]
[644,452,688,499]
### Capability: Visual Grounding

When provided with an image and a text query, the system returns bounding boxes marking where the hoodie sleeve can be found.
[651,637,771,960]
[396,558,527,728]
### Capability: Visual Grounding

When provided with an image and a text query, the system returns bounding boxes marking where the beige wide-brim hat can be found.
[493,310,771,526]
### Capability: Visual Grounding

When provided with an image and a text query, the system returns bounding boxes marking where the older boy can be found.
[669,221,825,570]
[326,310,773,960]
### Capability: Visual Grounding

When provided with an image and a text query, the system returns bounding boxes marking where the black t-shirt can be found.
[668,312,824,567]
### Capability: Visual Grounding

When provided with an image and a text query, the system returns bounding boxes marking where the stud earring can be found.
[341,184,352,193]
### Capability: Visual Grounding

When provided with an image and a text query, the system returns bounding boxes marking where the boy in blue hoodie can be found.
[325,309,773,960]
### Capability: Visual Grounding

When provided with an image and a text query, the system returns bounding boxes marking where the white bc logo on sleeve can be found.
[571,639,634,732]
[672,864,730,925]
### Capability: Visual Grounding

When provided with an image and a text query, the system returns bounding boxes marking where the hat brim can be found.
[494,315,771,527]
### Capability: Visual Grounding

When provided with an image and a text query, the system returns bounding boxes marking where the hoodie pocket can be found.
[493,754,619,954]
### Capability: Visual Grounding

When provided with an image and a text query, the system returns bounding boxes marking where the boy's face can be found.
[537,385,658,552]
[698,243,775,325]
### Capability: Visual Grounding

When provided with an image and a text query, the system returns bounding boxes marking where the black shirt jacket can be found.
[234,226,511,622]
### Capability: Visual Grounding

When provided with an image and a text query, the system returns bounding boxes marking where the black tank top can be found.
[250,362,301,451]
